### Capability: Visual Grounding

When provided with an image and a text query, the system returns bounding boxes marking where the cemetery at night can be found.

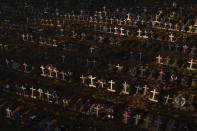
[1,0,197,130]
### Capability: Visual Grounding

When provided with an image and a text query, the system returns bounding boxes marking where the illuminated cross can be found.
[114,27,118,34]
[155,15,159,23]
[89,47,95,53]
[45,91,51,102]
[137,29,142,37]
[126,13,131,21]
[156,55,162,64]
[22,34,25,41]
[120,27,124,36]
[61,71,66,80]
[30,86,36,99]
[149,89,159,102]
[47,66,53,78]
[53,68,59,78]
[37,88,43,98]
[21,85,26,95]
[109,26,112,33]
[94,105,100,117]
[122,82,129,95]
[164,94,172,104]
[88,75,96,88]
[188,59,195,69]
[6,107,12,118]
[169,33,174,42]
[40,65,46,77]
[116,64,123,72]
[80,75,86,84]
[135,85,141,94]
[23,62,28,73]
[108,80,116,92]
[133,114,141,126]
[143,85,149,95]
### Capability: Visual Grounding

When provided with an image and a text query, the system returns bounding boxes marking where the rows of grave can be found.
[0,56,197,114]
[1,1,197,130]
[0,79,196,130]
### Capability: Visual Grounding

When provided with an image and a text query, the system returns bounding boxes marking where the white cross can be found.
[6,107,12,118]
[47,66,53,78]
[45,91,51,102]
[88,75,96,88]
[109,26,112,33]
[139,66,146,77]
[21,85,26,95]
[23,62,28,73]
[133,114,141,125]
[22,34,25,41]
[37,88,43,98]
[108,80,116,92]
[114,27,118,34]
[53,68,59,78]
[126,13,131,21]
[26,34,29,41]
[122,82,129,94]
[135,85,141,94]
[169,33,174,42]
[149,89,159,102]
[126,29,130,36]
[156,55,162,64]
[40,65,46,77]
[169,23,172,30]
[89,47,95,53]
[94,105,100,117]
[137,29,142,37]
[137,15,140,21]
[30,86,36,99]
[120,27,124,36]
[188,59,195,69]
